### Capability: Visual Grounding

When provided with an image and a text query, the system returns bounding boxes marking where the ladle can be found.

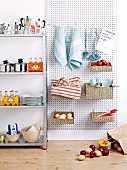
[89,29,101,61]
[82,30,89,59]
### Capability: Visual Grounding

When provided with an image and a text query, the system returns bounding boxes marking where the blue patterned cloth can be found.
[69,28,84,70]
[54,26,70,66]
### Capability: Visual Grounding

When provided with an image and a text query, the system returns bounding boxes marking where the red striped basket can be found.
[51,77,82,99]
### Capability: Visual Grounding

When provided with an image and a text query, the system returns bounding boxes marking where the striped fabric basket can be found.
[51,77,82,99]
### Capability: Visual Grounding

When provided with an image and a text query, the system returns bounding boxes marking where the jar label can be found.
[0,65,5,72]
[16,64,20,72]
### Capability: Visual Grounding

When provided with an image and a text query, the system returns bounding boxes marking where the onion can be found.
[78,155,85,161]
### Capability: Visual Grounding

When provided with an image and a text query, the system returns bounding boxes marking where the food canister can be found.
[9,63,14,72]
[0,60,9,72]
[14,59,27,72]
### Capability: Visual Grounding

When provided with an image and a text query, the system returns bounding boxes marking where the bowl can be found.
[22,127,42,143]
[98,138,111,149]
[6,131,20,142]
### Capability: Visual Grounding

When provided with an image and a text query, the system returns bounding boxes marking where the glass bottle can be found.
[28,58,33,72]
[36,18,41,34]
[38,57,44,72]
[3,91,8,106]
[8,90,14,106]
[0,91,3,106]
[32,58,39,72]
[14,91,19,106]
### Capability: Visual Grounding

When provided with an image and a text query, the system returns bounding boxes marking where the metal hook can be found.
[73,22,77,28]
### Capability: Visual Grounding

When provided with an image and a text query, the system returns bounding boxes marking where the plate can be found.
[102,79,111,87]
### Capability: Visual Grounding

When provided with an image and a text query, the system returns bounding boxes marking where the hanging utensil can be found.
[89,29,101,61]
[82,30,89,59]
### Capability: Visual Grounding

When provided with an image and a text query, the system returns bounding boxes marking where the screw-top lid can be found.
[18,58,23,63]
[3,60,9,64]
[10,63,14,67]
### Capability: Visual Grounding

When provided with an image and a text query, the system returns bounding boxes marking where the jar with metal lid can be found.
[9,63,14,72]
[14,59,27,72]
[0,60,9,72]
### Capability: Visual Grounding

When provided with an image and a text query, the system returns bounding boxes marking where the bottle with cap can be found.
[14,22,19,34]
[14,91,20,106]
[36,18,41,34]
[0,91,3,106]
[8,90,15,106]
[3,91,8,106]
[28,58,33,72]
[6,24,11,34]
[38,57,44,72]
[32,58,39,72]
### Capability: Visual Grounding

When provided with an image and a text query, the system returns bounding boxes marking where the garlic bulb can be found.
[78,155,85,161]
[95,150,102,157]
[85,148,93,154]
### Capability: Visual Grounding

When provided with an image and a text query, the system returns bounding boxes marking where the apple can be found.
[100,60,108,65]
[106,62,111,66]
[91,63,97,66]
[96,61,102,66]
[98,146,104,153]
[89,144,96,151]
[102,148,109,156]
[80,150,86,156]
[90,151,96,158]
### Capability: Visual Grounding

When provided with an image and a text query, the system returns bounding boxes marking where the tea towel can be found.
[54,26,70,66]
[69,28,84,70]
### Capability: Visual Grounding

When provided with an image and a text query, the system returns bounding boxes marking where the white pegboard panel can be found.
[46,0,117,130]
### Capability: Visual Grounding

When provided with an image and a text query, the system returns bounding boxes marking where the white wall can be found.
[117,0,127,126]
[0,0,126,139]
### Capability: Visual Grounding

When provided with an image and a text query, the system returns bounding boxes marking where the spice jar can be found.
[14,59,27,72]
[9,63,14,72]
[0,60,9,72]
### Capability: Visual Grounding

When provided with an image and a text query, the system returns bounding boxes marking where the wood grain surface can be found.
[0,140,126,170]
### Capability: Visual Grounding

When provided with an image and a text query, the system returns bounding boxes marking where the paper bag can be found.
[107,123,127,155]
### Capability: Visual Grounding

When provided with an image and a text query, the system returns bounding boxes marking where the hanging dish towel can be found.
[54,26,70,66]
[69,28,84,70]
